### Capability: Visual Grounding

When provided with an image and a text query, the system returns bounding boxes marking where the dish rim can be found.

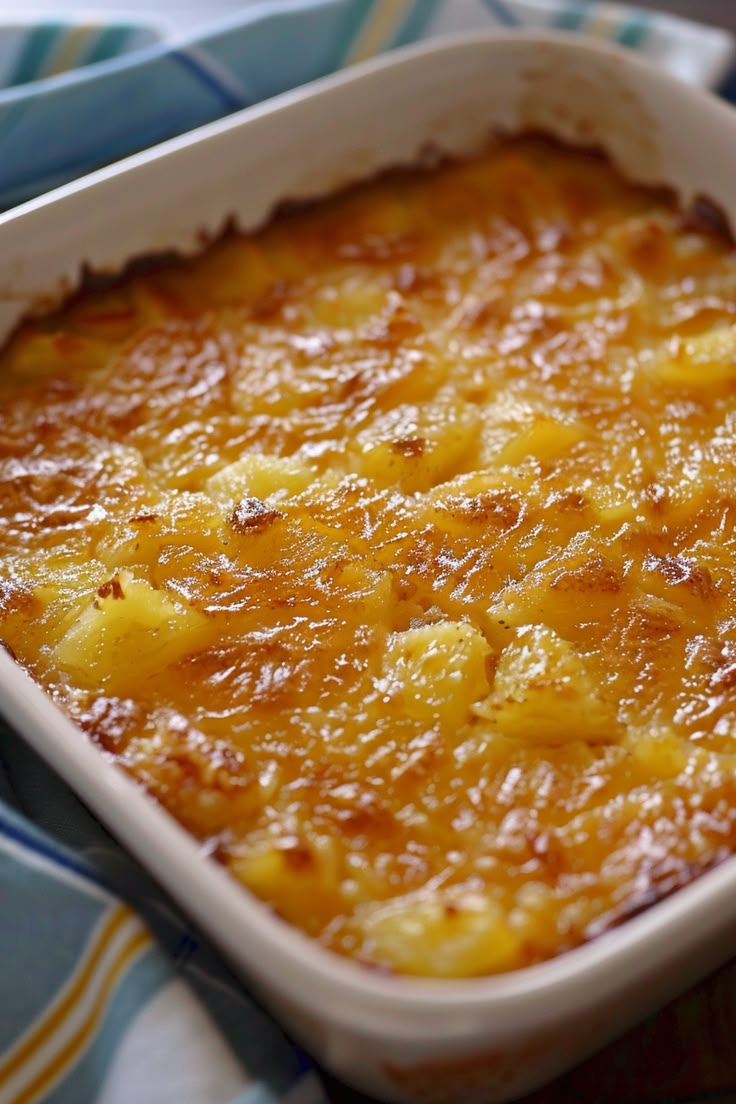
[2,25,736,229]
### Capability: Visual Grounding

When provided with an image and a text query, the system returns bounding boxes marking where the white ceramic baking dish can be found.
[3,31,736,1104]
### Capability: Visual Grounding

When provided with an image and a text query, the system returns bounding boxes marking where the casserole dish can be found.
[3,31,736,1103]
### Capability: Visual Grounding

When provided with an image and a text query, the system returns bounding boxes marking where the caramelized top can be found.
[3,139,736,976]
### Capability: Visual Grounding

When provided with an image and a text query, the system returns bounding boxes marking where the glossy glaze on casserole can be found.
[3,139,736,977]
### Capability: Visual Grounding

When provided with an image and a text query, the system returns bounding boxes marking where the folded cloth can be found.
[0,17,164,88]
[0,0,732,208]
[0,724,326,1104]
[0,3,735,1103]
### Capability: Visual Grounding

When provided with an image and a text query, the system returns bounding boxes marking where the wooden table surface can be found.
[321,959,736,1102]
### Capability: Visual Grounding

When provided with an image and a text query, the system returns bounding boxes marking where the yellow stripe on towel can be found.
[583,12,616,40]
[344,0,411,66]
[40,25,97,79]
[0,904,152,1104]
[14,930,150,1104]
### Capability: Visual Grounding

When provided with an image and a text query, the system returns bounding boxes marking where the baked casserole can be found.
[3,138,736,977]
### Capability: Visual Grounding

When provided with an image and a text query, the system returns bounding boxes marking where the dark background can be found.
[642,1,736,30]
[648,1,736,29]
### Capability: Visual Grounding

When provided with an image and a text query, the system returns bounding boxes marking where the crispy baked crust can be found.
[3,138,736,976]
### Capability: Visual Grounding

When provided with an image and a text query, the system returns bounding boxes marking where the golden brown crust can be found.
[3,138,736,976]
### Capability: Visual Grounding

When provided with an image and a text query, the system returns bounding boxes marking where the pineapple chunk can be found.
[186,239,276,305]
[309,273,389,328]
[586,483,637,528]
[53,570,212,691]
[351,401,480,493]
[5,329,109,379]
[627,728,688,780]
[486,547,625,647]
[361,890,521,977]
[483,624,617,745]
[382,621,491,727]
[231,834,341,931]
[653,326,736,390]
[499,416,586,466]
[205,452,315,503]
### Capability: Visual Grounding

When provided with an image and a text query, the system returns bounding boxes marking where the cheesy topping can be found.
[3,139,736,977]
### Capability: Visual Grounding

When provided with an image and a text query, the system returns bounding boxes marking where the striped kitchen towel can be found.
[0,0,732,209]
[0,16,165,89]
[0,17,164,89]
[0,723,326,1104]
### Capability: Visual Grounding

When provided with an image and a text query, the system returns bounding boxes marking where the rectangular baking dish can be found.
[3,31,736,1104]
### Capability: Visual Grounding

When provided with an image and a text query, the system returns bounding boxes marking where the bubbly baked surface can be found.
[3,139,736,977]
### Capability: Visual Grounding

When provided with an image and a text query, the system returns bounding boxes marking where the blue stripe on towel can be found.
[392,0,443,46]
[0,803,111,890]
[615,10,650,48]
[83,25,134,68]
[552,1,590,31]
[7,23,65,87]
[170,48,250,112]
[481,0,524,26]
